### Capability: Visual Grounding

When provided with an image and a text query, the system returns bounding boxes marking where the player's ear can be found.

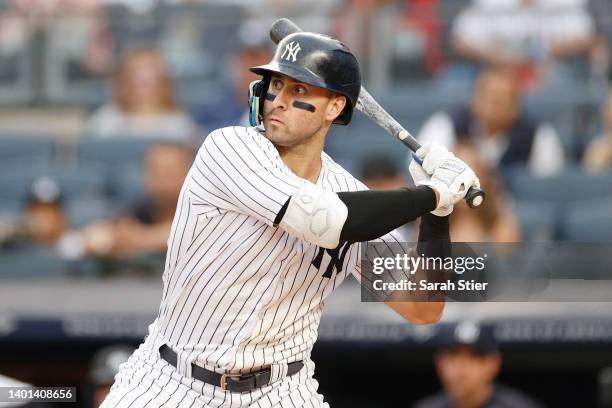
[326,94,346,122]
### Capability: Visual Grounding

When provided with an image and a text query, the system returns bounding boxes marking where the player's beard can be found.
[264,114,324,149]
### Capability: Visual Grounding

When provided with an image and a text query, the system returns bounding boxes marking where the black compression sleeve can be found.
[418,213,450,242]
[417,213,450,260]
[337,186,436,242]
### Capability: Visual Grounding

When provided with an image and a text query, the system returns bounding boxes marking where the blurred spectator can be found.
[583,89,612,173]
[360,154,407,190]
[84,47,199,141]
[391,0,445,80]
[23,176,68,246]
[80,143,193,259]
[46,1,116,80]
[88,345,135,407]
[403,0,444,74]
[0,3,33,80]
[338,0,393,75]
[413,321,543,408]
[0,176,68,248]
[417,67,565,177]
[449,0,597,90]
[446,144,521,242]
[194,20,272,129]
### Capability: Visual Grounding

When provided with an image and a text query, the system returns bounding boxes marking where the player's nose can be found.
[272,87,289,110]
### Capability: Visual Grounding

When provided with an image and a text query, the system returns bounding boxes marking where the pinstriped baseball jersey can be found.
[151,125,403,375]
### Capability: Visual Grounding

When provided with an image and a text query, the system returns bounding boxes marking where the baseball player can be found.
[101,32,479,408]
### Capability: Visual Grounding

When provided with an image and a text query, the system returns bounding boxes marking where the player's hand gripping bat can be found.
[269,18,485,208]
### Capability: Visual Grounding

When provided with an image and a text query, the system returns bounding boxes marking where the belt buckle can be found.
[220,373,241,391]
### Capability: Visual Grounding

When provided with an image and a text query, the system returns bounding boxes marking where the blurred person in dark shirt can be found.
[417,67,565,178]
[413,321,543,408]
[583,89,612,173]
[360,154,407,190]
[84,47,199,142]
[81,143,193,258]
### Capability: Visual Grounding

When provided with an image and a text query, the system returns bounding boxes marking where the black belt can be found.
[159,344,304,393]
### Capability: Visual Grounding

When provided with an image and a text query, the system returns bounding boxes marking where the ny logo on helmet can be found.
[280,41,301,62]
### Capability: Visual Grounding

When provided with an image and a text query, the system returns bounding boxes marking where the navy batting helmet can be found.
[249,32,361,126]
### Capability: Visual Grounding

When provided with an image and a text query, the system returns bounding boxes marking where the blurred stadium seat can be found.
[0,247,67,278]
[524,86,608,160]
[325,114,411,176]
[0,199,21,216]
[76,140,154,202]
[505,166,612,205]
[512,200,558,241]
[382,83,471,122]
[523,88,577,154]
[66,196,116,228]
[111,163,146,203]
[561,199,612,241]
[0,162,107,203]
[76,138,153,167]
[0,136,56,162]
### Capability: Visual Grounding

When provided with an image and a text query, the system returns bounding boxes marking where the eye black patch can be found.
[265,93,276,101]
[292,101,316,112]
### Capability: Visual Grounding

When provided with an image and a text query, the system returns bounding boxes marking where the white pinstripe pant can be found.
[99,338,328,408]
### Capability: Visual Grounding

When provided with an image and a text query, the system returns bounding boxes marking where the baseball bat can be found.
[269,18,485,209]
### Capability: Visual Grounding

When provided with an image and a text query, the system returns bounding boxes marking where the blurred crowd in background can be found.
[1,0,612,278]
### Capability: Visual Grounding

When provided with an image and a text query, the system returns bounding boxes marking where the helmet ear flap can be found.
[248,78,269,127]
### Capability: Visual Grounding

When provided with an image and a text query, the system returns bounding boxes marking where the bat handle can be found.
[411,153,486,208]
[465,186,486,208]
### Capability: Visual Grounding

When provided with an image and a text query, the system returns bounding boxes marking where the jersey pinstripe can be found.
[151,125,404,376]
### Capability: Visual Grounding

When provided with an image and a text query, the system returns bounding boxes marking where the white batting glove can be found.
[426,158,480,215]
[416,144,455,175]
[409,148,480,217]
[409,158,454,217]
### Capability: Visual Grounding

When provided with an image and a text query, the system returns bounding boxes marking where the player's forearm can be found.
[385,238,446,324]
[337,186,436,242]
[417,213,450,246]
[385,299,444,325]
[394,213,449,324]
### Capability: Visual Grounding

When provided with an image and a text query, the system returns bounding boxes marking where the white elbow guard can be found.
[279,182,348,249]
